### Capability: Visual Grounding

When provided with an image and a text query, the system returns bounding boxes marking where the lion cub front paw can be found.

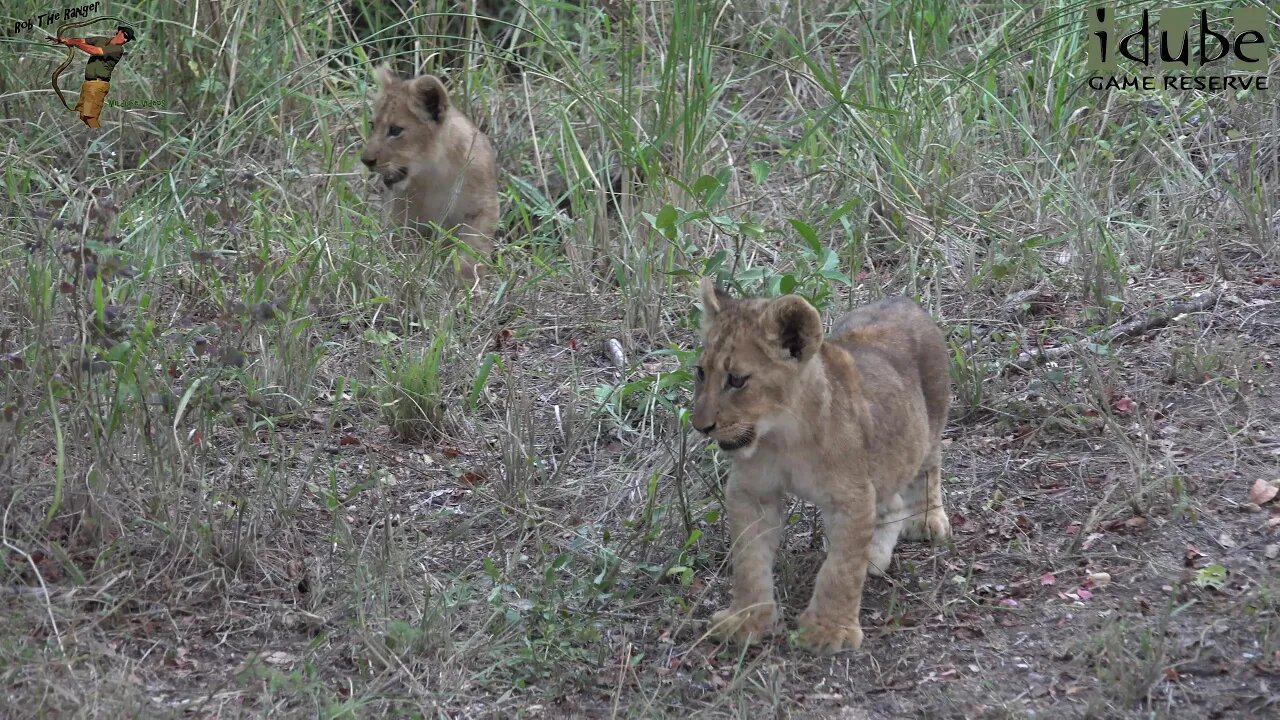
[796,610,863,654]
[709,605,778,645]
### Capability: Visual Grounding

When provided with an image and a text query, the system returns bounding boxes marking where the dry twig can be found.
[1006,292,1220,374]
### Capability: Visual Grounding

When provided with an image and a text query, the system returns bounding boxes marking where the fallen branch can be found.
[958,284,1053,355]
[1005,292,1220,374]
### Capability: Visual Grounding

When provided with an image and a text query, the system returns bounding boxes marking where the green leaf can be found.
[826,198,861,224]
[707,166,732,206]
[778,273,797,295]
[821,269,853,285]
[93,274,106,326]
[105,341,133,363]
[363,329,398,346]
[692,174,721,198]
[750,159,771,184]
[819,247,839,272]
[788,218,822,254]
[702,249,728,277]
[1194,564,1227,590]
[468,352,502,411]
[655,204,678,231]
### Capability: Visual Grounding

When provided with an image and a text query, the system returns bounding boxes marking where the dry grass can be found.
[2,0,1279,717]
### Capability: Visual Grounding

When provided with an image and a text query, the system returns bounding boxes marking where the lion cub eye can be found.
[387,125,403,138]
[694,365,705,383]
[726,374,748,389]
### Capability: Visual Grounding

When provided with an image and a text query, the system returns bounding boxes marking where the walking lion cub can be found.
[691,278,952,653]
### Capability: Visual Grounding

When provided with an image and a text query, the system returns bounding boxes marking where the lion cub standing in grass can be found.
[691,278,952,653]
[360,64,499,282]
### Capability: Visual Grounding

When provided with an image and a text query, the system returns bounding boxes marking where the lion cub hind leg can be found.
[710,485,785,645]
[866,493,909,577]
[796,499,875,654]
[900,442,952,543]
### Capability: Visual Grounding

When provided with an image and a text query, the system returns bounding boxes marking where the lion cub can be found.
[360,65,499,282]
[691,278,952,653]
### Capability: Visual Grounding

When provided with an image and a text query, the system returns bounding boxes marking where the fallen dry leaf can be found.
[1077,588,1094,600]
[1249,478,1279,506]
[1040,572,1056,586]
[1184,544,1205,566]
[1112,396,1136,413]
[1088,572,1112,587]
[263,651,297,667]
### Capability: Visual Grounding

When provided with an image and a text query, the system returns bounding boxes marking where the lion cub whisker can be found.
[691,278,952,654]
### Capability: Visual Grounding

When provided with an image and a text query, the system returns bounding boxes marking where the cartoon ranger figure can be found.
[48,25,135,128]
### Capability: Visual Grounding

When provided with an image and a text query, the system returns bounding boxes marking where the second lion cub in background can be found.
[691,278,952,653]
[360,64,499,282]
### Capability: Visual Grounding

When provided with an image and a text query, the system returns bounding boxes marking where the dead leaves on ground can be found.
[1248,478,1278,506]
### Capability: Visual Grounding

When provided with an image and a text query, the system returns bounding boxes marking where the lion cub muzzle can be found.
[359,154,407,190]
[691,398,757,452]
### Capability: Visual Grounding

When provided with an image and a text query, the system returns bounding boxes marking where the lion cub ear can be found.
[374,63,400,88]
[763,295,823,363]
[698,277,734,334]
[410,75,451,123]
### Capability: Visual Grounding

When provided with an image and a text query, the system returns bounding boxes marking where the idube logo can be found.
[1086,5,1272,92]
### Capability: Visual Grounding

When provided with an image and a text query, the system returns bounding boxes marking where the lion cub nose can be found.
[360,155,376,170]
[694,421,717,434]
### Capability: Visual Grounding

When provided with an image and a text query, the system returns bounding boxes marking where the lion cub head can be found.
[360,65,455,190]
[691,277,824,456]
